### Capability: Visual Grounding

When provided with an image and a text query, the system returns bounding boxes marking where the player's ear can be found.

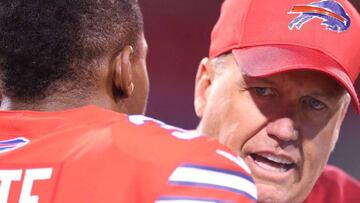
[194,57,215,118]
[113,46,134,101]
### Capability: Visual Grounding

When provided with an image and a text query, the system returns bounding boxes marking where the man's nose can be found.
[266,117,299,142]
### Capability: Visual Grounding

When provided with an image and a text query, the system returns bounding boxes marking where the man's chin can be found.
[255,183,292,203]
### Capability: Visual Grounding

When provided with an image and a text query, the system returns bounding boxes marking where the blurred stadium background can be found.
[140,0,360,179]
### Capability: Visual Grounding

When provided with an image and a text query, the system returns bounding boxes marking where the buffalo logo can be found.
[0,137,29,153]
[288,0,350,32]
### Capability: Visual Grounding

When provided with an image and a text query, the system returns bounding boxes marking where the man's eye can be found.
[303,97,326,110]
[253,87,274,96]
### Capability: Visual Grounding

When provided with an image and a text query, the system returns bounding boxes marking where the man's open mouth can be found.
[250,153,295,172]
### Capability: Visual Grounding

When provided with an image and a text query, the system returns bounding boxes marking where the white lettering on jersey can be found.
[0,168,53,203]
[128,115,201,140]
[0,170,22,203]
[19,168,53,203]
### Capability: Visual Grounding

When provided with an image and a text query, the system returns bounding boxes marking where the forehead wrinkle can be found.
[289,73,347,100]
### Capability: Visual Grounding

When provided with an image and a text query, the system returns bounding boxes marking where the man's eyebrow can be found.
[243,75,277,86]
[242,76,344,98]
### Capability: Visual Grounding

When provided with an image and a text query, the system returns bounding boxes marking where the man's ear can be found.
[331,97,350,152]
[194,57,215,118]
[113,46,134,100]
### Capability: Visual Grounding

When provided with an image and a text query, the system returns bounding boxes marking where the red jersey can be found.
[0,106,257,203]
[304,165,360,203]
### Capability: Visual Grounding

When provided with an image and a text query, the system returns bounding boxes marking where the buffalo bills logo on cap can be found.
[0,137,29,153]
[288,0,350,32]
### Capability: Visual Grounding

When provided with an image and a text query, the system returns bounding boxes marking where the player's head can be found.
[194,0,360,202]
[0,0,148,114]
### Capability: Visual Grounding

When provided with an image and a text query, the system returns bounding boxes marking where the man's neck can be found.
[0,95,112,111]
[0,95,89,112]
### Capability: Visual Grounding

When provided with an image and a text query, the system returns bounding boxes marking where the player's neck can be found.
[0,93,114,112]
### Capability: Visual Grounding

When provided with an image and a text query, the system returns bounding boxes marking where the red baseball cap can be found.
[210,0,360,112]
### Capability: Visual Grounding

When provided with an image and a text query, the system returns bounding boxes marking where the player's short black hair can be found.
[0,0,143,102]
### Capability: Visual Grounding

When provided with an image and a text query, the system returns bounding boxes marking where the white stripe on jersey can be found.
[155,201,219,203]
[216,149,251,174]
[128,115,201,140]
[168,164,257,201]
[155,198,230,203]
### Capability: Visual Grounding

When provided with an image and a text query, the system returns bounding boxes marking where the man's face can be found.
[195,54,350,203]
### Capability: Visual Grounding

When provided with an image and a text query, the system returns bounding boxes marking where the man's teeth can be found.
[254,159,288,172]
[261,153,292,165]
[251,153,294,172]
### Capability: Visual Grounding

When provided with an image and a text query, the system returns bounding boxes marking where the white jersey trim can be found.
[128,115,201,140]
[168,164,257,201]
[216,150,251,174]
[155,197,231,203]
